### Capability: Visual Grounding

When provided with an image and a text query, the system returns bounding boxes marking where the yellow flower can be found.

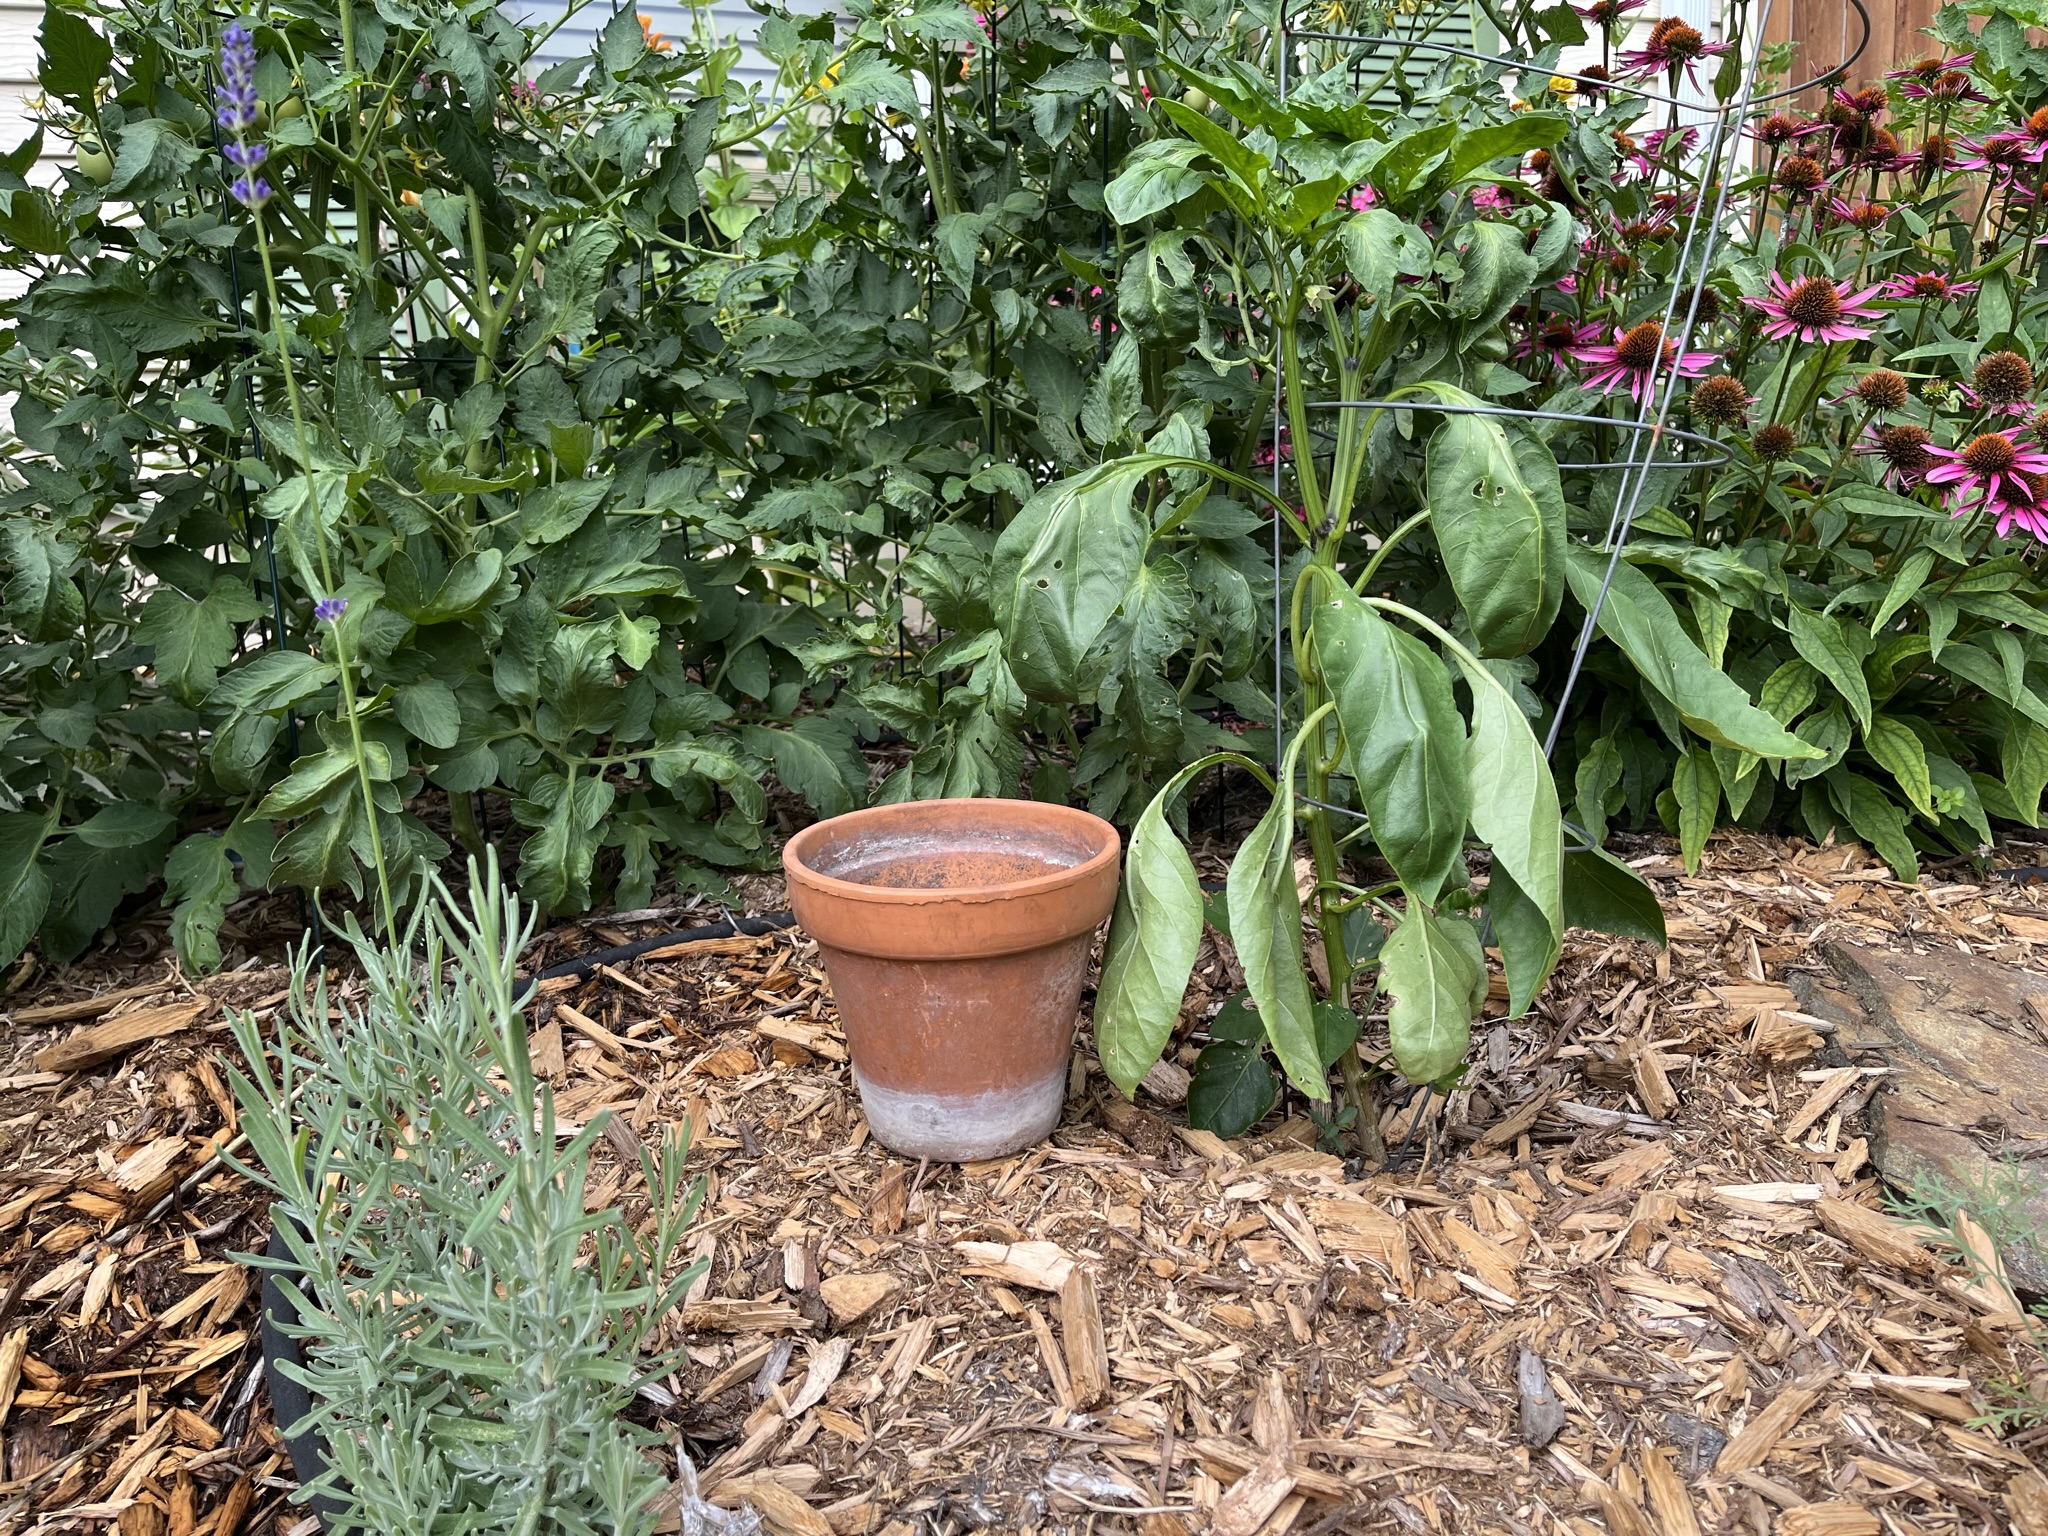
[1548,73,1576,96]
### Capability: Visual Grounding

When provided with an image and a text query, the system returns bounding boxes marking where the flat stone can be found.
[1815,940,2048,1289]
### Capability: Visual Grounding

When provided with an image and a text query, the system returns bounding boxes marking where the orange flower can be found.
[639,13,672,52]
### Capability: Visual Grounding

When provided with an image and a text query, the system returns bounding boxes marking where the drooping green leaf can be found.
[1379,903,1485,1085]
[513,769,616,913]
[1484,859,1551,1018]
[1671,748,1720,874]
[1787,604,1873,733]
[1427,407,1564,657]
[1864,715,1934,818]
[1573,736,1623,847]
[1455,655,1563,1002]
[1185,1040,1278,1139]
[741,719,864,819]
[1097,756,1227,1097]
[0,812,54,969]
[1563,547,1821,758]
[1226,737,1324,1099]
[1316,591,1467,904]
[1103,139,1210,223]
[1758,658,1819,725]
[2003,713,2048,825]
[1828,772,1918,880]
[1561,846,1666,945]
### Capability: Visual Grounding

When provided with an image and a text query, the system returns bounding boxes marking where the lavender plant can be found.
[225,860,706,1534]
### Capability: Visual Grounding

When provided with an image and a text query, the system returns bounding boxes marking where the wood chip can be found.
[817,1272,903,1327]
[716,1475,833,1536]
[1059,1268,1110,1411]
[1774,1504,1879,1535]
[1640,1447,1701,1536]
[1783,1067,1860,1142]
[34,1000,208,1073]
[782,1338,850,1419]
[1716,1371,1837,1474]
[1442,1215,1520,1301]
[2007,1468,2048,1536]
[682,1299,815,1333]
[0,1327,26,1430]
[1207,1451,1294,1536]
[6,982,184,1027]
[1815,1197,1934,1274]
[952,1240,1075,1292]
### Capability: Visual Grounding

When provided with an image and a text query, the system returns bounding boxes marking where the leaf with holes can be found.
[1428,404,1565,657]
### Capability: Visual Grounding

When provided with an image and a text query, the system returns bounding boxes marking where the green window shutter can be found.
[1336,0,1494,110]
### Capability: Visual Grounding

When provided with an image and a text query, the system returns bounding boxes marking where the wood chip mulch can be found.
[1,831,2046,1536]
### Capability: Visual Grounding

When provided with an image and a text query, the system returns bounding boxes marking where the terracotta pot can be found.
[783,799,1121,1161]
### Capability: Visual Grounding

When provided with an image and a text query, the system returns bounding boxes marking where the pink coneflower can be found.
[1776,154,1828,197]
[1832,85,1891,118]
[1742,272,1885,343]
[1617,18,1731,88]
[1917,132,1959,173]
[1923,431,2048,523]
[1899,68,1988,104]
[1957,131,2040,173]
[1826,197,1893,230]
[1469,183,1514,215]
[1877,270,1976,302]
[1745,113,1824,147]
[1572,320,1715,403]
[1887,50,1974,80]
[1858,422,1935,488]
[1348,183,1379,210]
[1513,314,1603,363]
[1573,0,1645,24]
[1554,272,1580,296]
[1986,472,2048,542]
[1629,126,1698,178]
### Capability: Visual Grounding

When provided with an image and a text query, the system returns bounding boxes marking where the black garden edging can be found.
[259,909,798,1521]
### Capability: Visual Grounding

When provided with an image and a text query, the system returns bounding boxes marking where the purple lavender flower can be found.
[313,596,347,623]
[216,22,271,209]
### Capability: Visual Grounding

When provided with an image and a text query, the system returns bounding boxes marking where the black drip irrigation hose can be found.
[512,910,798,1002]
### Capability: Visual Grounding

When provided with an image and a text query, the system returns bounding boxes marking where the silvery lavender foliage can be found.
[226,859,708,1536]
[215,21,270,208]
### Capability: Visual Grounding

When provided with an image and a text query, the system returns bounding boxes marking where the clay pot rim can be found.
[782,798,1120,907]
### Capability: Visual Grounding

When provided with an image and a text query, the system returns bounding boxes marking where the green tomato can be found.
[274,96,305,120]
[74,139,114,186]
[1184,87,1212,112]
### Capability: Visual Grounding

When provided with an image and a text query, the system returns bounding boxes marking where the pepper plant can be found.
[1049,25,1828,1138]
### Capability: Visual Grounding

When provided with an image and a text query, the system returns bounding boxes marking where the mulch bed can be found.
[1,832,2045,1536]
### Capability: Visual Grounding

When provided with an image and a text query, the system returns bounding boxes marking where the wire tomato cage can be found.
[1261,0,1872,840]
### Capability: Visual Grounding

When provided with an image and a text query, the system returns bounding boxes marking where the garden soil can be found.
[2,832,2046,1536]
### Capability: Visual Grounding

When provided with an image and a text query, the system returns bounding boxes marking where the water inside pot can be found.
[811,828,1096,890]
